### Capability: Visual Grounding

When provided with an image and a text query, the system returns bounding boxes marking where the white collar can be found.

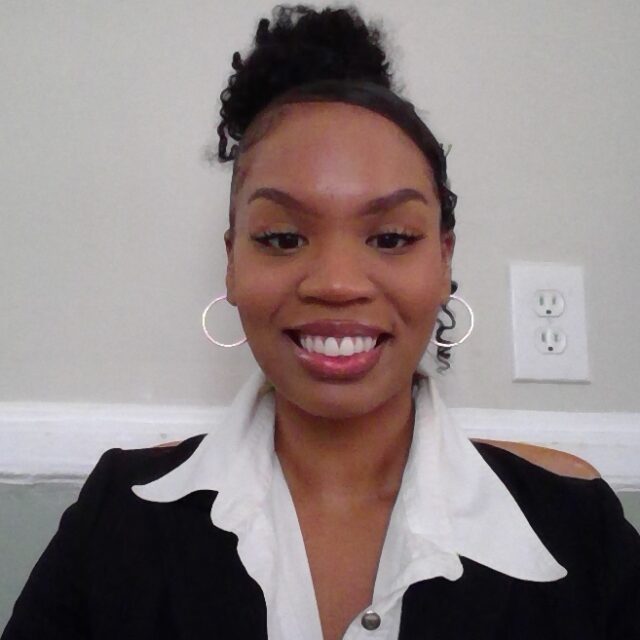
[132,367,567,589]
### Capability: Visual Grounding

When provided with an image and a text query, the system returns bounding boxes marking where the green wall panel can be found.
[1,484,639,632]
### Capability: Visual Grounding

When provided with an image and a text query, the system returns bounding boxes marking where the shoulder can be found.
[467,436,640,591]
[468,439,639,576]
[469,438,606,540]
[56,434,211,553]
[79,434,206,501]
[471,438,600,480]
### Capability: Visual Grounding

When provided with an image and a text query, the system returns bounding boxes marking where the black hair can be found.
[216,4,459,371]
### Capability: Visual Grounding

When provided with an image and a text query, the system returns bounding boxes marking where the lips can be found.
[287,320,388,337]
[283,320,392,379]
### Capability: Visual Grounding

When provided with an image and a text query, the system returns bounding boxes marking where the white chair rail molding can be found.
[0,402,638,490]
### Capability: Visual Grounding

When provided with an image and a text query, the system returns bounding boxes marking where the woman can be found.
[3,5,639,639]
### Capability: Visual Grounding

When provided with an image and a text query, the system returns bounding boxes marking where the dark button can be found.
[361,610,381,630]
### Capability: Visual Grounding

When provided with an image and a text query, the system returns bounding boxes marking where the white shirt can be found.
[132,368,567,639]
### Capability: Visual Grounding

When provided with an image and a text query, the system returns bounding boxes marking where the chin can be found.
[276,376,409,421]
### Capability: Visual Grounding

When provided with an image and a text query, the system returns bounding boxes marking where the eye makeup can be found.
[251,230,306,251]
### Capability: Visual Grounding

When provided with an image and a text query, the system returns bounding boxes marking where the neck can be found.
[274,384,416,508]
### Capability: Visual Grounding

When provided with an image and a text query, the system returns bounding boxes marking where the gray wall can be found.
[1,484,81,632]
[2,1,640,412]
[1,483,639,631]
[2,1,639,630]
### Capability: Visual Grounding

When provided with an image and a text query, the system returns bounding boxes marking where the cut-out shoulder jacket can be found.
[2,436,639,639]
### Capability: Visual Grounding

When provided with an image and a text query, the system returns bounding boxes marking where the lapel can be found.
[398,558,513,639]
[138,490,269,640]
[129,370,567,638]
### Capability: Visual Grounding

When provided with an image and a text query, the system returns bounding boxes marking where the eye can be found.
[252,231,306,252]
[367,232,423,250]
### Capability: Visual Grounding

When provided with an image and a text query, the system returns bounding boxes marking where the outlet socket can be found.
[535,327,568,354]
[510,262,590,382]
[534,289,565,317]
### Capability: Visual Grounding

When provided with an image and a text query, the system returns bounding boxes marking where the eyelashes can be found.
[368,232,423,250]
[251,230,424,253]
[252,231,306,251]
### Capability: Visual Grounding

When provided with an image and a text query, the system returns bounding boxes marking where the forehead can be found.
[235,102,437,208]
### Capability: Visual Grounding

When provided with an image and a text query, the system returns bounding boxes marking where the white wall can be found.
[1,0,639,411]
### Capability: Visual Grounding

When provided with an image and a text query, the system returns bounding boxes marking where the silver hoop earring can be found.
[201,295,247,348]
[430,294,474,348]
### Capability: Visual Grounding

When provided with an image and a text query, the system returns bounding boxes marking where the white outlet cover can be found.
[509,262,590,382]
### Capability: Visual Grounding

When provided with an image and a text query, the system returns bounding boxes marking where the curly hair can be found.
[216,4,460,371]
[217,5,391,158]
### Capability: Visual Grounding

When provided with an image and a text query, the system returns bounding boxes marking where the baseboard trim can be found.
[0,402,638,490]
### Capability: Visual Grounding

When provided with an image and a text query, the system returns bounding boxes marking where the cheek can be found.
[382,255,446,325]
[231,261,290,334]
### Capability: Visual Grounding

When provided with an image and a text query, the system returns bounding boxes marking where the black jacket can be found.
[3,436,639,639]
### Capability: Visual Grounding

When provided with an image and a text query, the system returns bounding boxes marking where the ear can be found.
[439,230,456,303]
[224,229,237,307]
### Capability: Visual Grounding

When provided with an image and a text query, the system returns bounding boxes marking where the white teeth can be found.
[339,337,355,356]
[324,337,340,356]
[298,334,380,357]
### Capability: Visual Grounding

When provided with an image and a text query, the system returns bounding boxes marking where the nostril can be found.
[297,268,377,304]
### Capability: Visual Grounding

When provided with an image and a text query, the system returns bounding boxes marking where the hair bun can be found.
[218,5,392,161]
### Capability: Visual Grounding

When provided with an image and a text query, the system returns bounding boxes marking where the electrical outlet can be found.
[534,290,565,317]
[535,327,567,354]
[509,262,590,382]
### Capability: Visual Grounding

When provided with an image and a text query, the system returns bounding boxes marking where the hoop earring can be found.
[430,294,474,348]
[201,295,247,348]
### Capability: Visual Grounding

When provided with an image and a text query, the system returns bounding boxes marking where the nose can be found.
[296,237,376,305]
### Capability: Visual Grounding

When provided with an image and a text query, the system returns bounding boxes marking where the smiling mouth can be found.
[284,331,392,356]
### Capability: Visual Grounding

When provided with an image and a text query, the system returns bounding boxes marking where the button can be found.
[361,610,381,630]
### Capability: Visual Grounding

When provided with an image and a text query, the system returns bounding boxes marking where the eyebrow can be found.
[246,187,430,217]
[361,188,430,216]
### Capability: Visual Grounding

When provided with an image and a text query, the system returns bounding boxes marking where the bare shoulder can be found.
[154,440,182,448]
[471,438,601,480]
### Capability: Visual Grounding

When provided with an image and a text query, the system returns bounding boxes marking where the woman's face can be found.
[225,102,454,420]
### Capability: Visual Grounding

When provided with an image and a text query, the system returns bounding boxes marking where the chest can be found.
[89,547,600,640]
[88,502,600,640]
[296,503,392,640]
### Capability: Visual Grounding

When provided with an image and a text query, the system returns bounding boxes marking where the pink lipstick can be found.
[284,320,391,380]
